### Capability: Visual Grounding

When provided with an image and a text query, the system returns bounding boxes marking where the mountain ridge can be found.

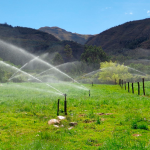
[86,18,150,59]
[0,23,84,65]
[39,26,93,45]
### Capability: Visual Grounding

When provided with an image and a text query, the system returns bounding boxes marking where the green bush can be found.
[131,120,148,130]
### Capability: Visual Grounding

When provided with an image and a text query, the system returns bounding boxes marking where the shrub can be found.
[96,116,101,124]
[131,121,138,129]
[138,122,148,130]
[131,121,148,130]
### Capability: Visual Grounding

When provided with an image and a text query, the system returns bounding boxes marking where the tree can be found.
[81,45,108,69]
[98,61,133,84]
[52,52,64,65]
[64,44,73,61]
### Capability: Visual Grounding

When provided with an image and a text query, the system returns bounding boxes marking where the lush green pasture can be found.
[0,82,150,150]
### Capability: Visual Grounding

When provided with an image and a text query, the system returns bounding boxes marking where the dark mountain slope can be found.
[0,23,84,65]
[0,24,60,53]
[86,18,150,58]
[39,26,93,45]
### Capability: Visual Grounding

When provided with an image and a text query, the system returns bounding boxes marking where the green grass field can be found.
[0,81,150,150]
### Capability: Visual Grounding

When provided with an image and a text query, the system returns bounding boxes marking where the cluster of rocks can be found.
[48,116,77,130]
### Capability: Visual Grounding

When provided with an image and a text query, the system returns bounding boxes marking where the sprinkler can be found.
[64,94,67,115]
[89,90,90,97]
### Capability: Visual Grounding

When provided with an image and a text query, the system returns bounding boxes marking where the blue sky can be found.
[0,0,150,34]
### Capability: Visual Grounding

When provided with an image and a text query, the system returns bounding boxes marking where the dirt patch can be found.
[97,113,113,116]
[95,143,103,146]
[79,114,85,117]
[84,119,95,123]
[101,118,105,121]
[132,134,142,137]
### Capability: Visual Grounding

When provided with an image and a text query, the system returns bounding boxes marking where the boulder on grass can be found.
[48,119,60,125]
[68,126,74,130]
[53,125,59,128]
[57,116,66,120]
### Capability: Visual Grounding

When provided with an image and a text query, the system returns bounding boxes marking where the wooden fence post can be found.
[132,82,134,94]
[142,78,145,95]
[64,94,67,115]
[137,82,140,95]
[57,99,60,116]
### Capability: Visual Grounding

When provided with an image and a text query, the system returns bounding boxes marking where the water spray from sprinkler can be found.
[34,61,89,91]
[1,61,64,96]
[8,56,39,81]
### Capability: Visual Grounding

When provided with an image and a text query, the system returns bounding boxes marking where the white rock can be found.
[60,124,64,127]
[68,127,74,130]
[48,119,60,125]
[57,116,66,120]
[53,125,59,128]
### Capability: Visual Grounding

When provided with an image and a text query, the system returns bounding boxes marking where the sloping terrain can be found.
[0,24,84,64]
[86,18,150,59]
[0,24,59,53]
[39,26,93,45]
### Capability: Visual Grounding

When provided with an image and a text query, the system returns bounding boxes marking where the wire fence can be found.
[118,78,150,97]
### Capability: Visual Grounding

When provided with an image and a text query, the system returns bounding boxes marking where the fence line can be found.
[118,78,146,96]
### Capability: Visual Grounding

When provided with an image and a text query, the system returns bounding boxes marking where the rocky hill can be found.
[39,26,93,45]
[86,18,150,59]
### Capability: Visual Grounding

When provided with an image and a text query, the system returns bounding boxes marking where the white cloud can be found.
[147,10,150,16]
[147,10,150,13]
[125,12,133,15]
[129,12,133,15]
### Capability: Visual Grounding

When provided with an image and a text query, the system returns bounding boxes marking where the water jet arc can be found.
[1,61,64,95]
[8,56,39,81]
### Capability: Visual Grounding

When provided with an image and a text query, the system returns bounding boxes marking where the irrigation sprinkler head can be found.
[63,93,67,97]
[64,93,67,101]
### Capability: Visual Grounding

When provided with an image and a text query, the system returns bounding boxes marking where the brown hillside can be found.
[39,26,93,45]
[86,18,150,58]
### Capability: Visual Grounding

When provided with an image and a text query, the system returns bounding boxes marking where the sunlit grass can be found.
[0,82,150,149]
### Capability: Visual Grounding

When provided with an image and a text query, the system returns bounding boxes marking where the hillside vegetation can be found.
[1,18,150,68]
[0,23,85,64]
[39,26,93,45]
[86,18,150,60]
